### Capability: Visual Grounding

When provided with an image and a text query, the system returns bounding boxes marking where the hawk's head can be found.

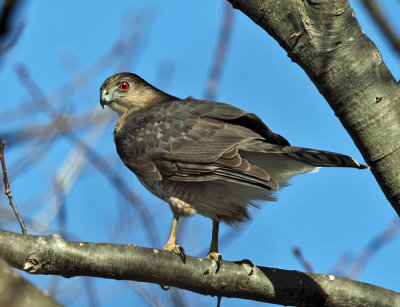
[100,72,176,116]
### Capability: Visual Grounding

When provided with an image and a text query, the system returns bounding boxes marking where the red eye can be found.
[120,82,129,91]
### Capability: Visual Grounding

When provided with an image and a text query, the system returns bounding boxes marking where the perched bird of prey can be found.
[100,72,368,264]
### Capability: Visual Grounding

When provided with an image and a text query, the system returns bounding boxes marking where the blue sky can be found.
[1,1,400,306]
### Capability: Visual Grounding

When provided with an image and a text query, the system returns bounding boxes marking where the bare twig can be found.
[329,252,353,277]
[292,246,313,272]
[117,9,155,72]
[82,277,98,307]
[361,0,400,56]
[49,275,60,298]
[204,2,235,101]
[154,58,176,90]
[126,282,166,307]
[0,139,27,234]
[53,178,66,236]
[347,218,400,279]
[0,21,134,122]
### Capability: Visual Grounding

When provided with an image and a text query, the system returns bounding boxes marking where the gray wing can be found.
[114,99,280,190]
[115,98,367,190]
[191,99,367,169]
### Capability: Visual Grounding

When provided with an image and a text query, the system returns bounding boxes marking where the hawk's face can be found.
[100,72,175,117]
[100,73,143,116]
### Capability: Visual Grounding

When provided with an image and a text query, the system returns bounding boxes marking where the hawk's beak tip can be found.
[100,96,107,109]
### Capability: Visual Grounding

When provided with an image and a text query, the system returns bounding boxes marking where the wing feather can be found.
[114,98,367,192]
[114,99,278,189]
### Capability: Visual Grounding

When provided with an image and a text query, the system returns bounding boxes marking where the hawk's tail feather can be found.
[240,141,369,169]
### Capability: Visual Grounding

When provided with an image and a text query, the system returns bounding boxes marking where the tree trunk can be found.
[227,0,400,216]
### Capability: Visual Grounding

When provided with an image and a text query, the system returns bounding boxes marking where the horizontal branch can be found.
[0,229,398,306]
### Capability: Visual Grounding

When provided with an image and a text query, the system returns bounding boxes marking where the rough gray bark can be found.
[226,0,400,215]
[0,229,399,306]
[0,257,61,307]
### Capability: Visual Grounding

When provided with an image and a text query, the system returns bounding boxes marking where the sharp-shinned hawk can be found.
[100,72,368,264]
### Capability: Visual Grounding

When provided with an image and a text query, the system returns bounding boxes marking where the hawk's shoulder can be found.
[181,98,290,146]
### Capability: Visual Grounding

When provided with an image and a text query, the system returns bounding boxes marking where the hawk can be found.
[100,72,368,264]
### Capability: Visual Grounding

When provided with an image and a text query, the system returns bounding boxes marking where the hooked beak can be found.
[100,89,112,109]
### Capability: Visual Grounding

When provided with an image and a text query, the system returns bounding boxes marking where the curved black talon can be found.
[163,244,186,264]
[206,252,222,273]
[215,254,222,273]
[178,246,186,264]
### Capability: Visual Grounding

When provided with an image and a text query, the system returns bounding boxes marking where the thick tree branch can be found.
[0,257,61,307]
[0,229,398,306]
[226,0,400,216]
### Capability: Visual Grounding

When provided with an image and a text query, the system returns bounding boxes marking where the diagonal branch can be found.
[0,140,26,234]
[204,1,235,101]
[360,0,400,56]
[347,218,400,279]
[0,229,399,306]
[226,0,400,216]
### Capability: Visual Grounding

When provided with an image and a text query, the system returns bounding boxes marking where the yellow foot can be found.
[207,252,222,273]
[163,244,186,263]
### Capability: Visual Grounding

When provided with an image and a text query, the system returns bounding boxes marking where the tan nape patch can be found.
[126,88,166,110]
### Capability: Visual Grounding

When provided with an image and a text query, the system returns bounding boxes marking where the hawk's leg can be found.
[206,220,222,272]
[163,213,186,263]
